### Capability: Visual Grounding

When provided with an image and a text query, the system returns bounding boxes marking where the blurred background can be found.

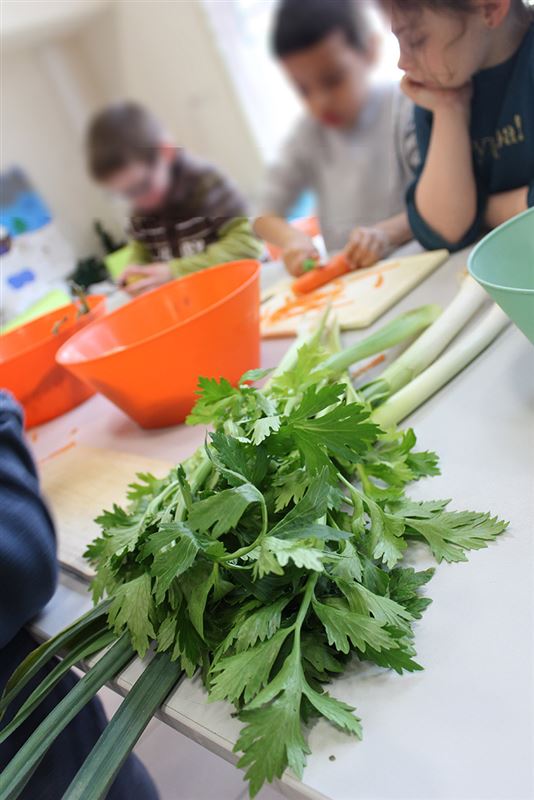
[1,0,400,255]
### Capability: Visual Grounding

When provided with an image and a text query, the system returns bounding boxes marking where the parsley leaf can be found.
[188,484,263,537]
[210,628,292,704]
[312,600,396,654]
[405,507,508,562]
[108,574,155,657]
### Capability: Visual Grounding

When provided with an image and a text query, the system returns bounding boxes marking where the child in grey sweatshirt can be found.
[255,0,418,275]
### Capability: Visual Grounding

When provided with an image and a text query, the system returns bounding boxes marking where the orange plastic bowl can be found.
[0,297,106,429]
[56,260,261,428]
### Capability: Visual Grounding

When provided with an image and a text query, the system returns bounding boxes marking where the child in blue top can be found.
[0,393,158,800]
[386,0,533,251]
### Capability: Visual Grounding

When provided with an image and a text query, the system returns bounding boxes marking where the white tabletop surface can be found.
[30,248,534,800]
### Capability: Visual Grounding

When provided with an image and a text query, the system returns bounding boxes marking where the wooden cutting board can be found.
[40,445,172,580]
[260,249,449,338]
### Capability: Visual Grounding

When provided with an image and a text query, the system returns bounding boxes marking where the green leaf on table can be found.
[390,498,450,519]
[278,385,378,468]
[90,505,145,561]
[126,472,167,503]
[301,634,344,677]
[406,450,441,479]
[220,597,289,655]
[360,493,407,569]
[186,563,217,638]
[364,639,423,674]
[108,574,155,657]
[304,686,362,737]
[364,428,440,487]
[210,628,292,704]
[388,567,434,619]
[235,651,310,796]
[254,538,327,578]
[270,339,329,394]
[312,600,395,654]
[142,523,200,602]
[272,467,309,512]
[240,367,273,384]
[405,507,508,563]
[270,468,337,538]
[188,483,263,537]
[186,377,239,425]
[172,610,206,676]
[209,432,268,487]
[335,580,414,630]
[252,415,281,445]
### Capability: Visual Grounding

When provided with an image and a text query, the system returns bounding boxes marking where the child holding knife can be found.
[254,0,418,276]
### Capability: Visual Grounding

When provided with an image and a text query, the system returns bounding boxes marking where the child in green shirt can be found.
[86,102,262,296]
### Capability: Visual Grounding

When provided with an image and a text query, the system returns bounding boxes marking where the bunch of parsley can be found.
[82,335,507,796]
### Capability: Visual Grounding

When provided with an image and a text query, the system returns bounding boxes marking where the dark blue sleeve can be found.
[0,392,57,648]
[406,107,486,252]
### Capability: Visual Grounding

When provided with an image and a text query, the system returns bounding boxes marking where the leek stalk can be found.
[362,276,488,405]
[372,304,510,429]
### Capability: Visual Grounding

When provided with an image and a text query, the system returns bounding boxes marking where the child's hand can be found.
[401,75,472,114]
[344,226,390,270]
[118,263,173,297]
[282,239,320,277]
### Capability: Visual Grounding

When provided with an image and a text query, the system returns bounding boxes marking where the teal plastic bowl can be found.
[468,208,534,343]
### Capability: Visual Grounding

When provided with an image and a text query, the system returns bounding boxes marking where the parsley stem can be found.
[218,496,269,563]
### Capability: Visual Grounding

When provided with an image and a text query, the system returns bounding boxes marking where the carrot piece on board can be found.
[292,253,350,296]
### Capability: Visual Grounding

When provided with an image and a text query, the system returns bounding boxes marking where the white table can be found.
[31,249,534,800]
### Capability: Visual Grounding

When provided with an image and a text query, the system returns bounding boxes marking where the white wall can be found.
[1,41,115,255]
[0,0,264,257]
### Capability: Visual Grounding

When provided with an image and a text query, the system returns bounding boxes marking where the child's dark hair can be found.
[383,0,532,17]
[272,0,370,57]
[86,101,164,181]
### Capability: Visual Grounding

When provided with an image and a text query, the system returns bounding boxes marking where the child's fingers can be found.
[123,277,157,297]
[347,231,371,269]
[117,265,148,285]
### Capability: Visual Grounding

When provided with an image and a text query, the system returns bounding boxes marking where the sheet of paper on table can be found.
[260,249,449,338]
[39,445,172,580]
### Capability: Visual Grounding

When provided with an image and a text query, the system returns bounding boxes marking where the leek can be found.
[0,628,117,744]
[372,304,510,429]
[0,600,111,719]
[63,653,181,800]
[0,635,133,800]
[362,276,488,405]
[317,304,441,377]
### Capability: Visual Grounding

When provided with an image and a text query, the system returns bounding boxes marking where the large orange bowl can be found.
[0,297,106,429]
[56,260,261,428]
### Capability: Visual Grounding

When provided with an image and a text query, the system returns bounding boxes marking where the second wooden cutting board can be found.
[40,445,172,580]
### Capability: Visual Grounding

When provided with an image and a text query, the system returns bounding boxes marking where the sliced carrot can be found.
[374,273,384,288]
[292,253,350,296]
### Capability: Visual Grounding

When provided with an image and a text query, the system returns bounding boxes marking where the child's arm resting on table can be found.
[344,211,412,270]
[119,217,262,296]
[0,393,57,648]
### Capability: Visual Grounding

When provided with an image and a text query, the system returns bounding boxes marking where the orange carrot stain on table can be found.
[39,440,76,465]
[30,431,39,443]
[351,353,386,380]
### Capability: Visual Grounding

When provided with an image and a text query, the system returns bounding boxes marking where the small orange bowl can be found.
[56,260,261,428]
[0,297,106,429]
